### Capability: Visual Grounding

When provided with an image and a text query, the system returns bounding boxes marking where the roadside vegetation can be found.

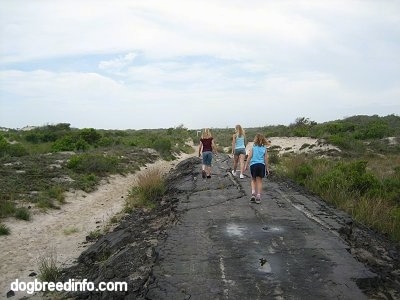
[125,167,166,212]
[0,124,193,223]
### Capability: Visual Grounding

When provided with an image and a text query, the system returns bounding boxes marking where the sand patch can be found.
[245,137,340,155]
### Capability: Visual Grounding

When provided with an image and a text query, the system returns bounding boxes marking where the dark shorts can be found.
[202,151,213,166]
[250,163,265,178]
[234,148,246,156]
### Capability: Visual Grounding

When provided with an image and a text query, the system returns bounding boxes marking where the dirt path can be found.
[0,151,195,298]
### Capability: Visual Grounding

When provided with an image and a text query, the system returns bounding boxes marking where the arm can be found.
[198,140,203,157]
[231,134,236,154]
[212,139,218,154]
[265,149,269,175]
[244,148,253,171]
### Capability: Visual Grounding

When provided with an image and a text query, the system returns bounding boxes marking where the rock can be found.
[6,290,15,298]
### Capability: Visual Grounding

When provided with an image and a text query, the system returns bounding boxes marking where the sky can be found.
[0,0,399,130]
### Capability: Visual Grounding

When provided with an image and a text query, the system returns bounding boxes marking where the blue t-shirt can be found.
[250,145,266,166]
[235,135,245,149]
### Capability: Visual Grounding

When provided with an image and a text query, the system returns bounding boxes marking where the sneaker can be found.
[231,170,236,176]
[255,198,261,204]
[239,174,244,179]
[202,170,206,179]
[250,195,256,203]
[207,175,211,179]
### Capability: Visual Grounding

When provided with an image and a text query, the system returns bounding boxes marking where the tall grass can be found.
[277,154,400,241]
[0,223,10,235]
[125,167,166,211]
[38,248,60,282]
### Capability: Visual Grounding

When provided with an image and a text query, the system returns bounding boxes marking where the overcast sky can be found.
[0,1,399,130]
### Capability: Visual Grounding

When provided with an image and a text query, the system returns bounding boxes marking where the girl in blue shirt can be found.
[244,133,270,204]
[231,124,246,179]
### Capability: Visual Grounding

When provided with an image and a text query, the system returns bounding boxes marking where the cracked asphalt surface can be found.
[146,155,379,300]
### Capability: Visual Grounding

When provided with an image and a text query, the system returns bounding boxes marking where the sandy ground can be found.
[0,151,195,298]
[245,136,340,155]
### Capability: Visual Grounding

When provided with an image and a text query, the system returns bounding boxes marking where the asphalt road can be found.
[146,155,376,300]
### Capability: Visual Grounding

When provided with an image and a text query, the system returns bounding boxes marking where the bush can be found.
[0,196,16,218]
[51,135,78,152]
[0,223,10,235]
[15,207,30,221]
[152,138,172,154]
[268,151,280,165]
[126,167,166,210]
[315,160,380,196]
[0,135,28,157]
[79,128,102,145]
[74,173,99,192]
[67,153,119,175]
[293,163,313,186]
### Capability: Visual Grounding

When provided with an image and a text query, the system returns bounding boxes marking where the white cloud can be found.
[98,53,137,73]
[0,0,399,129]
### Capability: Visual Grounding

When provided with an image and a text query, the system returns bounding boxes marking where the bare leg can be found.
[251,178,256,194]
[256,177,263,195]
[239,154,245,175]
[233,155,239,172]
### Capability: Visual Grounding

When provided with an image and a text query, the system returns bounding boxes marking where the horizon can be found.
[1,113,398,131]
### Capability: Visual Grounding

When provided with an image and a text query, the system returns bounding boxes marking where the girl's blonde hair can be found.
[253,133,268,146]
[235,125,245,137]
[201,128,212,139]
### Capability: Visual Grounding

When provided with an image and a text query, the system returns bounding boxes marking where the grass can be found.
[125,167,166,211]
[0,223,10,235]
[63,226,79,235]
[0,195,16,218]
[38,248,60,282]
[14,207,30,221]
[276,154,400,241]
[87,229,102,240]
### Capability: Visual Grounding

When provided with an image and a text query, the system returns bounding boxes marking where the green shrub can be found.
[293,163,313,185]
[74,138,90,151]
[79,128,102,145]
[46,186,65,204]
[96,137,115,147]
[0,223,10,235]
[0,135,28,157]
[152,138,172,155]
[0,196,16,218]
[74,173,99,192]
[67,153,119,175]
[7,143,29,157]
[36,195,57,210]
[314,160,380,196]
[15,207,30,221]
[268,151,280,165]
[51,135,78,152]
